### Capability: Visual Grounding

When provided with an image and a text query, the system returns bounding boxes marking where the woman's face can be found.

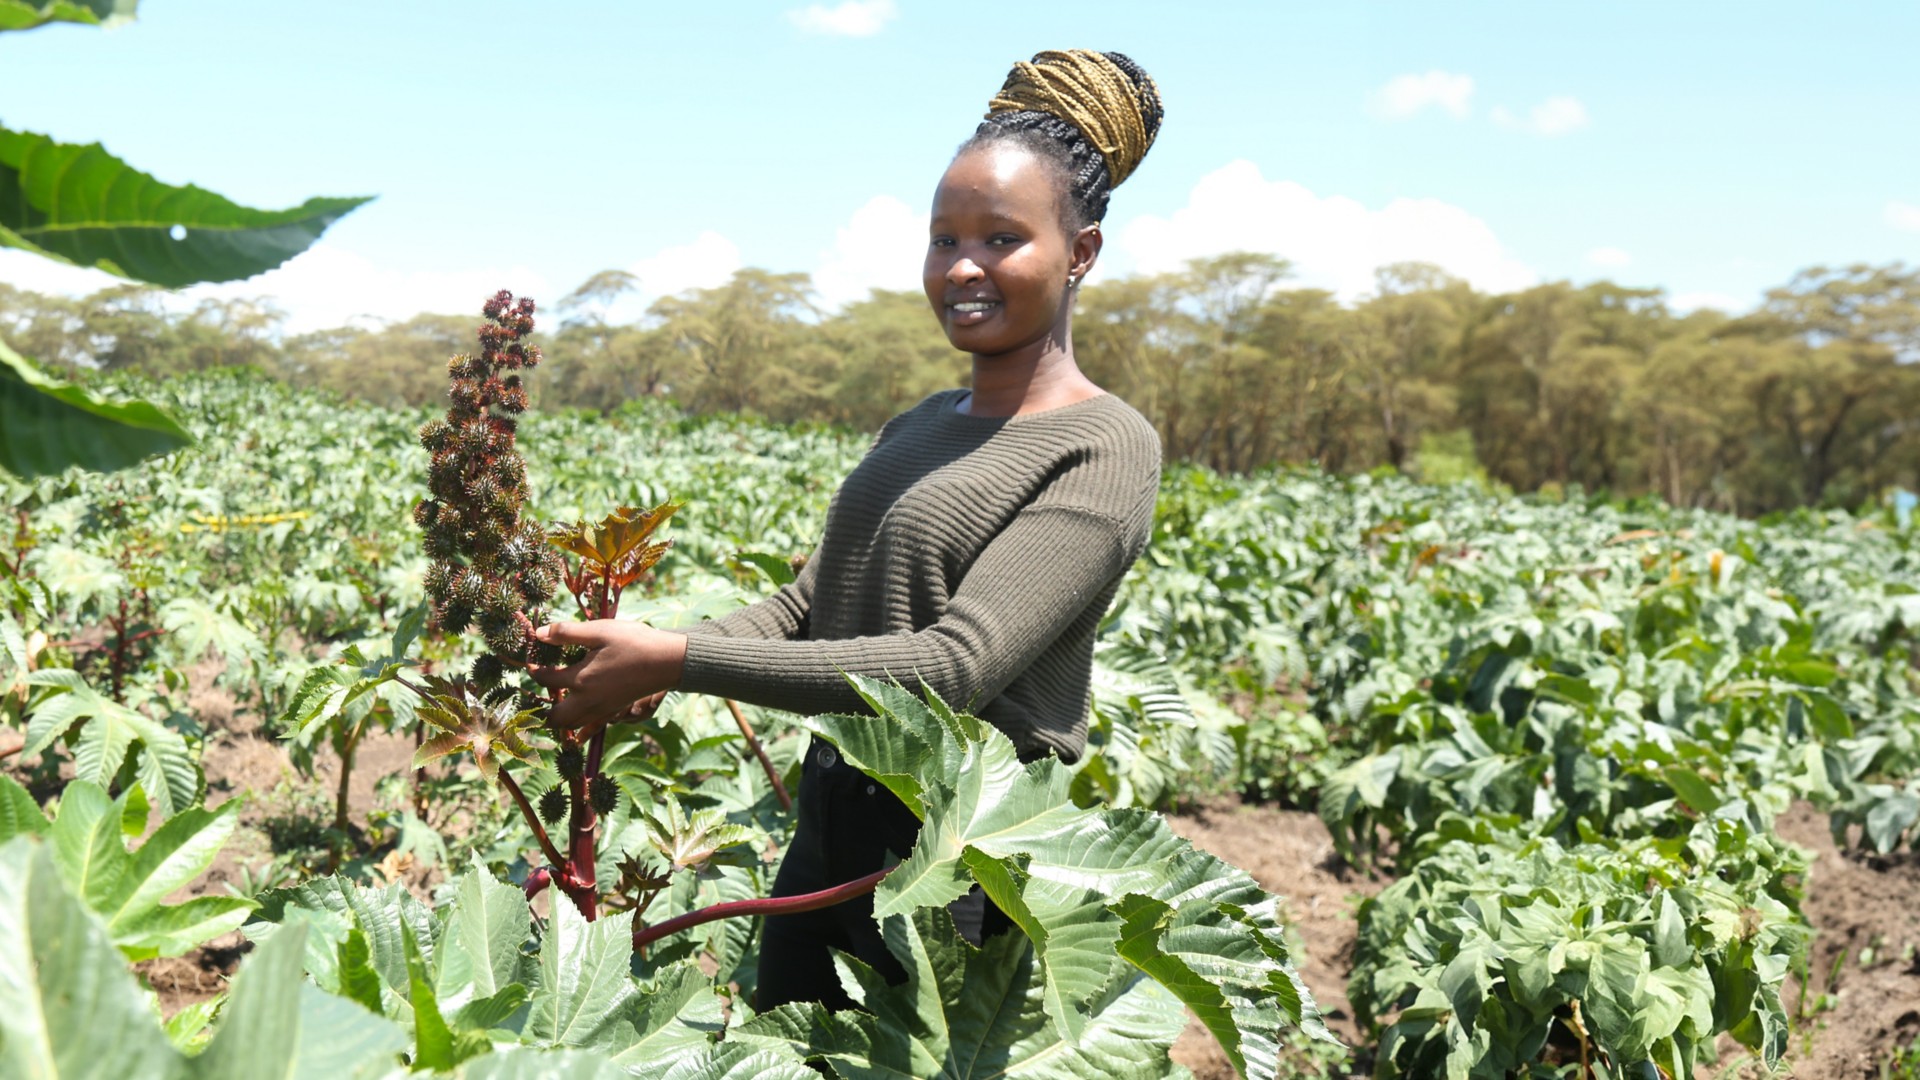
[923,145,1094,358]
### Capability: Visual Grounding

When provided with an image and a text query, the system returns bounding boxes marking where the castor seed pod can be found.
[452,569,487,610]
[539,786,569,824]
[482,614,527,658]
[423,560,453,602]
[418,419,452,453]
[436,600,473,634]
[555,744,584,782]
[470,652,505,691]
[483,683,518,707]
[413,498,441,530]
[528,637,564,666]
[588,775,619,816]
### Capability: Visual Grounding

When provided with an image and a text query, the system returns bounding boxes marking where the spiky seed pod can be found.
[480,580,521,623]
[490,454,526,490]
[436,600,473,634]
[527,637,564,666]
[483,682,518,706]
[413,498,441,530]
[588,775,619,817]
[423,561,454,603]
[424,528,461,563]
[555,743,584,782]
[452,569,487,610]
[470,651,506,692]
[418,420,452,453]
[539,786,569,824]
[481,613,527,658]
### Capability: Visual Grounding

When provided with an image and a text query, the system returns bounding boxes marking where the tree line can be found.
[3,256,1915,515]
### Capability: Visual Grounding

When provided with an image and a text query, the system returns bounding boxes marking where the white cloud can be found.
[601,230,742,323]
[811,194,925,309]
[0,248,122,297]
[786,0,895,37]
[183,245,556,334]
[0,243,557,334]
[1585,246,1632,268]
[1886,200,1920,232]
[1492,96,1589,136]
[1367,70,1474,120]
[1114,160,1536,300]
[1668,291,1749,314]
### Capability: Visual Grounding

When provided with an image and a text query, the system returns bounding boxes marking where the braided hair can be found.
[960,50,1164,233]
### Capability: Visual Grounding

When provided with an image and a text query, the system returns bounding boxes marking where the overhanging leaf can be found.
[0,125,371,287]
[0,336,193,477]
[0,0,136,33]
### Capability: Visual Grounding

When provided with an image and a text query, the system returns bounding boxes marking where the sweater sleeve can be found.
[681,547,819,641]
[677,504,1130,716]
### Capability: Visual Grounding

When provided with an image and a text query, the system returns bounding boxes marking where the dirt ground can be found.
[11,680,1920,1076]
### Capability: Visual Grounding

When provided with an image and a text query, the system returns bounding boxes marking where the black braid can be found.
[959,51,1161,233]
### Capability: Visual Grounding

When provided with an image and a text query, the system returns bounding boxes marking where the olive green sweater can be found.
[678,388,1161,762]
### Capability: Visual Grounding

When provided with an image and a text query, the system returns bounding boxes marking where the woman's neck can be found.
[961,316,1103,417]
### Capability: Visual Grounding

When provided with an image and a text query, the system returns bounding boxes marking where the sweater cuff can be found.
[679,631,777,698]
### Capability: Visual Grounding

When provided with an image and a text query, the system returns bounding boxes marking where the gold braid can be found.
[986,49,1157,189]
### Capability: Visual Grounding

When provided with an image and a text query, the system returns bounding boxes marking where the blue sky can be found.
[2,0,1917,331]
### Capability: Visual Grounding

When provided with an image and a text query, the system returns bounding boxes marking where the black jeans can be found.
[755,738,1011,1012]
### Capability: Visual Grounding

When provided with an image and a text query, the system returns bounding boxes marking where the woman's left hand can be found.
[526,620,688,730]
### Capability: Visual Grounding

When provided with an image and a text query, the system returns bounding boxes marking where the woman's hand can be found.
[526,620,687,730]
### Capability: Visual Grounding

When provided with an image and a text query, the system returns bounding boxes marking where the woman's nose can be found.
[946,257,985,286]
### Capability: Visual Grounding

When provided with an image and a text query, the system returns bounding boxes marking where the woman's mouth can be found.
[948,300,1001,326]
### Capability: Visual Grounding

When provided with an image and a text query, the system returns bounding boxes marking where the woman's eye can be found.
[930,236,955,248]
[989,234,1022,247]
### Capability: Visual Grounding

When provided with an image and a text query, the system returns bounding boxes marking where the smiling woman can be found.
[528,47,1168,1019]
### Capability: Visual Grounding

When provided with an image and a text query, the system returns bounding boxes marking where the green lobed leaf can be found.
[0,836,182,1080]
[0,336,194,477]
[738,907,1188,1079]
[807,676,1331,1077]
[0,125,372,287]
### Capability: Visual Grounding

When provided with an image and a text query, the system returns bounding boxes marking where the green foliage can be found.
[0,0,135,32]
[0,7,362,479]
[0,336,193,477]
[0,126,370,288]
[0,778,252,960]
[808,675,1332,1076]
[1353,828,1807,1077]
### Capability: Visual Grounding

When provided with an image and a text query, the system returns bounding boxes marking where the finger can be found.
[547,691,589,730]
[526,662,582,692]
[533,620,607,647]
[627,690,669,716]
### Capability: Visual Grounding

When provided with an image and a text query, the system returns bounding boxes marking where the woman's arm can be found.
[531,504,1130,729]
[677,503,1133,716]
[682,548,820,641]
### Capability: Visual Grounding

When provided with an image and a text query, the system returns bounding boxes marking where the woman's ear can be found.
[1069,224,1102,286]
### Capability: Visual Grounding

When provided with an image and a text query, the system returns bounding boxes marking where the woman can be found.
[530,49,1165,1010]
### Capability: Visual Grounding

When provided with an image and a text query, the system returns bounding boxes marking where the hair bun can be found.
[986,49,1162,189]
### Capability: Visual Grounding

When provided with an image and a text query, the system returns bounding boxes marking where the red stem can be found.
[565,741,599,920]
[496,767,567,870]
[631,867,892,951]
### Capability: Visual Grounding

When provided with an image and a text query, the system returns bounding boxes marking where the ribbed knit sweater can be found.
[677,387,1161,762]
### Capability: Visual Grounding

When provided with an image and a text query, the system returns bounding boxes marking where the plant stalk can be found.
[631,866,892,951]
[496,766,569,872]
[724,698,791,812]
